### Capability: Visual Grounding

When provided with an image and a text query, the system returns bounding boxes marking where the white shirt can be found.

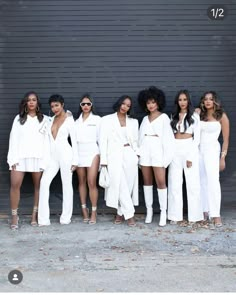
[75,113,101,144]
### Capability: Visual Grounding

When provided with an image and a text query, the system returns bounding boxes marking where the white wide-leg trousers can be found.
[199,142,221,218]
[168,138,203,222]
[117,147,137,220]
[38,154,73,225]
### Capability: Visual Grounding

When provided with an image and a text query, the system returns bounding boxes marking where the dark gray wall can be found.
[0,0,235,214]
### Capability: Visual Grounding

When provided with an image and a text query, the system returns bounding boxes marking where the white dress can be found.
[7,114,49,172]
[75,113,101,167]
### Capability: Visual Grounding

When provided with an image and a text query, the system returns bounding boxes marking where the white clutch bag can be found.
[99,166,110,188]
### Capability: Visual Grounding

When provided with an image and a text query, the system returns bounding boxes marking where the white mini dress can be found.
[75,113,101,167]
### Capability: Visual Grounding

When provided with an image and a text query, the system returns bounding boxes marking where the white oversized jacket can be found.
[7,114,49,169]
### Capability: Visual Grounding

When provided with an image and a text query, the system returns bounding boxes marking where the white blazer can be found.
[99,113,139,209]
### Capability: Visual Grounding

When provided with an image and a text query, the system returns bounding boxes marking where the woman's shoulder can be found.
[92,114,102,121]
[159,112,170,122]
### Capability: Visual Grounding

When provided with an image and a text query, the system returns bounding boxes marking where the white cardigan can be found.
[7,114,49,169]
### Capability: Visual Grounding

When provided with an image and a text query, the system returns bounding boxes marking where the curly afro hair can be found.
[138,86,166,112]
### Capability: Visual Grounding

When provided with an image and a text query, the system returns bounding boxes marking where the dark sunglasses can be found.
[80,102,92,107]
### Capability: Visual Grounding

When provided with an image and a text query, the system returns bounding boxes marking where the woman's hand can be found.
[11,163,18,170]
[71,165,77,172]
[186,160,192,168]
[220,158,226,171]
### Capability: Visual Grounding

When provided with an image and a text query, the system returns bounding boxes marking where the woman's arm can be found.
[7,115,20,169]
[220,112,230,171]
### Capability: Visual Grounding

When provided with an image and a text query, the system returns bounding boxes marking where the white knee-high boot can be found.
[157,188,167,226]
[143,186,153,223]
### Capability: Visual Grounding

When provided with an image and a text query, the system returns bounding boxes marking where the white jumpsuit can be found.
[75,113,101,167]
[168,113,203,222]
[99,113,139,220]
[199,121,222,218]
[7,114,49,172]
[38,113,78,225]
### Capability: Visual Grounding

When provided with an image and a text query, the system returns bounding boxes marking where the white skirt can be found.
[9,158,43,172]
[77,142,99,167]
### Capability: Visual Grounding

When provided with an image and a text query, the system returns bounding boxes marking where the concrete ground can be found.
[0,209,236,292]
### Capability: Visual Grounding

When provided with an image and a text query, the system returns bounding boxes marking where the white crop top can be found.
[174,113,199,135]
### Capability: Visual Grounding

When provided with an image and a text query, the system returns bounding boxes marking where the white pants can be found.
[199,142,221,218]
[38,150,73,225]
[168,138,203,222]
[117,147,136,220]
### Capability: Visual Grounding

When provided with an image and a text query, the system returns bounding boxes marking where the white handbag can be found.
[99,166,110,188]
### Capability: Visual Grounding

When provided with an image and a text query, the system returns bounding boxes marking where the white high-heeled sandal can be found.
[89,206,97,225]
[10,208,19,230]
[81,204,89,223]
[31,206,38,227]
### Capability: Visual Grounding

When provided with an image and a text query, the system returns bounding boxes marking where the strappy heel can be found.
[81,204,89,223]
[10,208,19,230]
[89,206,97,225]
[31,206,38,227]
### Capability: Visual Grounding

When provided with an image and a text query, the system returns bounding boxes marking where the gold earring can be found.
[36,106,39,112]
[25,107,28,113]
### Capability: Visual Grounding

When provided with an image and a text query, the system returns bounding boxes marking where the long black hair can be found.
[199,91,224,121]
[138,86,166,113]
[170,90,194,132]
[113,95,134,117]
[19,91,43,125]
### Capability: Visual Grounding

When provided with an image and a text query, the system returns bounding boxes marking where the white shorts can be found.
[139,136,164,167]
[9,158,43,172]
[77,142,99,167]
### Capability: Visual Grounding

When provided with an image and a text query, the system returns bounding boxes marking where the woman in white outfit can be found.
[168,90,203,225]
[138,86,175,226]
[198,91,229,227]
[75,94,101,224]
[99,95,139,227]
[7,91,49,229]
[38,94,78,226]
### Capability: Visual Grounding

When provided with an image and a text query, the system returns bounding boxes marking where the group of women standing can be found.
[7,87,230,230]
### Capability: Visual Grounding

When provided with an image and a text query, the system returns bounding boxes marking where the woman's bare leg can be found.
[87,155,100,223]
[141,166,153,185]
[76,167,89,221]
[31,172,43,224]
[10,170,25,227]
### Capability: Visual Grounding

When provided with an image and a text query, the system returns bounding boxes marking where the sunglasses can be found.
[80,102,92,107]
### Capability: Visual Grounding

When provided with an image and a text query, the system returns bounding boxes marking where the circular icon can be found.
[207,5,227,20]
[8,270,23,285]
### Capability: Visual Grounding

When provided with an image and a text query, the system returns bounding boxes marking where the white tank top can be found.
[200,121,221,145]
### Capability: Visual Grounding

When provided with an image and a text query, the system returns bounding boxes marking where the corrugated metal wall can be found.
[0,0,235,214]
